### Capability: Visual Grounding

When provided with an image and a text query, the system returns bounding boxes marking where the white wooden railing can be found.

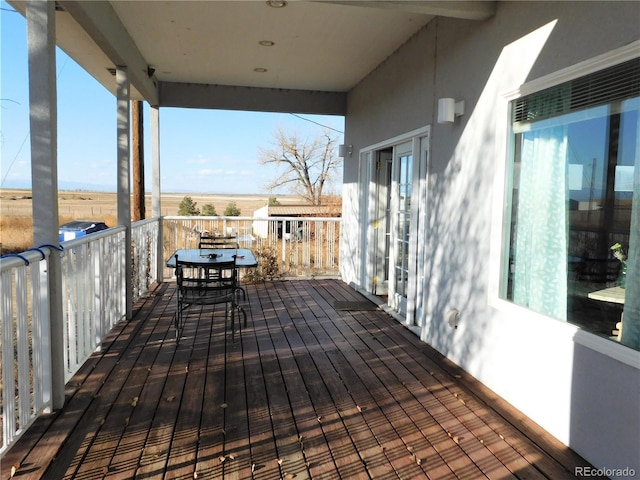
[132,217,161,299]
[60,227,127,380]
[163,216,341,280]
[0,247,54,456]
[0,218,161,455]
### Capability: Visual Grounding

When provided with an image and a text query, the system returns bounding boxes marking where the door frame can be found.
[359,125,430,326]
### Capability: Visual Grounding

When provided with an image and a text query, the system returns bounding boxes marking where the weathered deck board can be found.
[297,283,466,479]
[282,284,400,480]
[1,279,603,480]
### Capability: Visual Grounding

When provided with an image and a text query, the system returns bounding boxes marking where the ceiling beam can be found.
[58,0,158,104]
[319,1,496,21]
[159,82,347,116]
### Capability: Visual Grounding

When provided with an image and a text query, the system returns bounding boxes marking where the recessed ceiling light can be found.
[254,68,268,73]
[259,40,275,47]
[266,0,287,8]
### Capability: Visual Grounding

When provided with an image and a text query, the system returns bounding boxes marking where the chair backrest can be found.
[198,234,239,249]
[175,255,237,305]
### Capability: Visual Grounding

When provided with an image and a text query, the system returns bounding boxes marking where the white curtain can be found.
[513,124,569,320]
[621,100,640,349]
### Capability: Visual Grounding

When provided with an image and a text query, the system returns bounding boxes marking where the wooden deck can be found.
[2,279,599,479]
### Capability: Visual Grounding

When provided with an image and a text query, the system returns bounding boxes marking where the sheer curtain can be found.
[621,100,640,349]
[513,124,569,320]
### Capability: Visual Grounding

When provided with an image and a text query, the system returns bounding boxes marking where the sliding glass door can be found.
[388,142,413,316]
[362,129,429,326]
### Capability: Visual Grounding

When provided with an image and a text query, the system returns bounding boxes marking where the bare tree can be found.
[259,127,341,205]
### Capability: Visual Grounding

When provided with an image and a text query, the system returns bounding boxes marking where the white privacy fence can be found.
[163,216,341,280]
[0,218,161,455]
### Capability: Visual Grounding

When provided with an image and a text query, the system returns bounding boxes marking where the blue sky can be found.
[0,2,344,194]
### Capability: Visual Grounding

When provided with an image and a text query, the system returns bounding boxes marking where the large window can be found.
[502,58,639,349]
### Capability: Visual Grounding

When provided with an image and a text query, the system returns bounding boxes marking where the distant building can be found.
[253,205,341,239]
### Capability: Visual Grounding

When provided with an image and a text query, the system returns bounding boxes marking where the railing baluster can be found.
[2,269,17,449]
[16,267,30,431]
[32,260,50,413]
[93,238,102,350]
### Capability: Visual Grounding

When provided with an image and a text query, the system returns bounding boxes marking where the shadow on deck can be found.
[1,279,599,479]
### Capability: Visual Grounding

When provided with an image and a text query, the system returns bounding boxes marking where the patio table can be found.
[166,248,258,269]
[588,286,626,340]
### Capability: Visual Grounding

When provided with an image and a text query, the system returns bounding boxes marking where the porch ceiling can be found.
[8,0,495,113]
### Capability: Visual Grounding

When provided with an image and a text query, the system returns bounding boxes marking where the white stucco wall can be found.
[340,1,640,475]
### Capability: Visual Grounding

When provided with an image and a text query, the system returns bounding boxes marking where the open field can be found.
[0,189,305,254]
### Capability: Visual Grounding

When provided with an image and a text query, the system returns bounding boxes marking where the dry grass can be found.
[0,189,317,254]
[0,215,33,254]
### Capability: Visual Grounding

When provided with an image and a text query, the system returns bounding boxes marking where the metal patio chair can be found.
[197,234,247,299]
[174,255,247,342]
[198,234,239,249]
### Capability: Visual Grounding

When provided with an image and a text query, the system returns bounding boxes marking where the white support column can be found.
[151,105,164,279]
[26,0,65,410]
[116,66,132,319]
[151,106,161,218]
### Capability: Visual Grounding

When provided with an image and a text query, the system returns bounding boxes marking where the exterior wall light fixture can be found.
[338,144,353,158]
[437,98,465,124]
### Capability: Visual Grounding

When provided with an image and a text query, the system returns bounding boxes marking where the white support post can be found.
[116,66,133,319]
[151,105,164,279]
[151,105,161,218]
[26,0,65,410]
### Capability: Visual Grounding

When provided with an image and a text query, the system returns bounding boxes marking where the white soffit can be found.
[110,1,432,92]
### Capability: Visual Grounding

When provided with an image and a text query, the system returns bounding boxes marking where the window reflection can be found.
[504,90,638,348]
